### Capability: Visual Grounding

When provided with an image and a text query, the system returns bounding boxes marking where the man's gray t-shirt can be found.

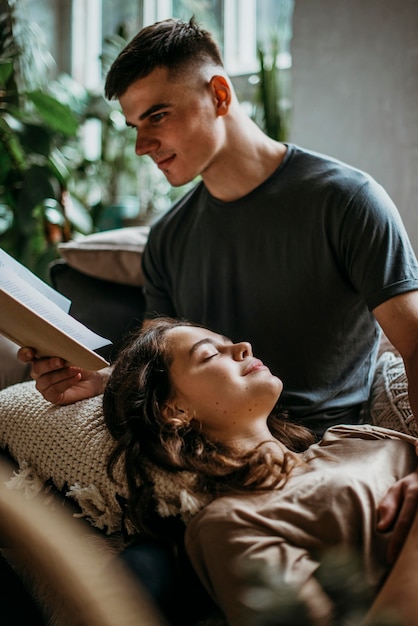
[142,144,418,431]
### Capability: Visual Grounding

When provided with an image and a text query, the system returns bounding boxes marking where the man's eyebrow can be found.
[125,103,171,128]
[138,103,171,121]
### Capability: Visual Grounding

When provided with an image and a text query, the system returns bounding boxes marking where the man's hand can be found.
[377,471,418,564]
[17,347,111,405]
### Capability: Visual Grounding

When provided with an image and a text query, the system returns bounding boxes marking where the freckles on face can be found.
[165,326,283,437]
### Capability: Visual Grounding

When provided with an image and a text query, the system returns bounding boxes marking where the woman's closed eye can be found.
[189,336,233,363]
[202,350,219,361]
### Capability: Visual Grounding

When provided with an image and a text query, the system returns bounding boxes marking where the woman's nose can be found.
[233,341,252,360]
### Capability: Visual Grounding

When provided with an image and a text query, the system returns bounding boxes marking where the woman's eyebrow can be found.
[189,336,231,359]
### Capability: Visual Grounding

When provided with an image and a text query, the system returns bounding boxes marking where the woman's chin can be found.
[272,376,284,397]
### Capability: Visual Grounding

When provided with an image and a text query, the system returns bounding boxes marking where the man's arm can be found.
[16,318,152,406]
[363,508,418,626]
[373,290,418,424]
[376,470,418,564]
[372,291,418,564]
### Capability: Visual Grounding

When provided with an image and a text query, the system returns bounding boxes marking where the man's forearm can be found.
[363,510,418,625]
[404,354,418,428]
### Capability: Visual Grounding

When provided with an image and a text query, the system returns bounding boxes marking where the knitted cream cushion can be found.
[1,357,414,536]
[0,381,207,534]
[369,351,418,437]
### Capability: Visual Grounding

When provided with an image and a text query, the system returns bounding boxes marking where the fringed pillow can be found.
[0,381,208,534]
[369,351,418,437]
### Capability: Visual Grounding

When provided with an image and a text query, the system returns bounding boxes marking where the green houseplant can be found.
[0,4,195,281]
[251,0,294,143]
[66,29,191,233]
[256,36,289,142]
[0,0,88,280]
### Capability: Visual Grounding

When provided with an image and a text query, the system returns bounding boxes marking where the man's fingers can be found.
[377,472,418,564]
[17,347,36,363]
[30,357,67,380]
[35,372,83,405]
[386,493,418,563]
[377,482,403,531]
[34,367,82,393]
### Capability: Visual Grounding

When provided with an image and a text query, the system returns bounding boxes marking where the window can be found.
[25,0,294,227]
[100,0,293,77]
[27,0,294,89]
[71,0,102,89]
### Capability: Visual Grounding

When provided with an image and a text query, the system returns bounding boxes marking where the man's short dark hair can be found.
[105,16,224,100]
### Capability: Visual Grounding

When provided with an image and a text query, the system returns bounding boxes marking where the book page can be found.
[0,251,111,370]
[0,249,71,312]
[0,266,110,351]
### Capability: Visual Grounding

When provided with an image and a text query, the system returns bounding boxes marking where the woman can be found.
[103,317,418,625]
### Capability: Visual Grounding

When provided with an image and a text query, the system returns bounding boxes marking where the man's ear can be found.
[210,75,231,116]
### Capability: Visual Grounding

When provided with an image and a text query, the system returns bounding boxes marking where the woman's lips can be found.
[244,359,268,375]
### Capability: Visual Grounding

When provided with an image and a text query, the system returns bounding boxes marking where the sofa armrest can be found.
[49,260,145,363]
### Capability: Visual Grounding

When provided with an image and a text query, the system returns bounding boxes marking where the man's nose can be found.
[135,131,158,156]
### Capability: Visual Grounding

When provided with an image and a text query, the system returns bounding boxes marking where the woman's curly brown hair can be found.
[103,317,315,538]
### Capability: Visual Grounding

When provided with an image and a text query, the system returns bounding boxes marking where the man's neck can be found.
[202,128,287,202]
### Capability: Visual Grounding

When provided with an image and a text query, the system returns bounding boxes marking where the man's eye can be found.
[204,352,219,361]
[150,112,166,124]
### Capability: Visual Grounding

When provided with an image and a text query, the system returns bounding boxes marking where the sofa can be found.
[0,227,221,626]
[0,226,417,625]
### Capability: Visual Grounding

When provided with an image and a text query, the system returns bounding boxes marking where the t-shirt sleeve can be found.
[185,504,329,626]
[338,177,418,310]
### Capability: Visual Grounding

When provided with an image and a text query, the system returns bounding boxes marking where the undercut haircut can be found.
[105,16,224,100]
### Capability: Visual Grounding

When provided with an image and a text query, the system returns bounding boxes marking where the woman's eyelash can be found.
[204,352,219,360]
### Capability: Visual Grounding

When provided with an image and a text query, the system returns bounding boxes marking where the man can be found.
[23,18,418,426]
[17,15,418,621]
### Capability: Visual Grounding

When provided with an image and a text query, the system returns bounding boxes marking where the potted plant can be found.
[0,0,91,280]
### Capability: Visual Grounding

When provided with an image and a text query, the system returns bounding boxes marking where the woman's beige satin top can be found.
[185,425,417,625]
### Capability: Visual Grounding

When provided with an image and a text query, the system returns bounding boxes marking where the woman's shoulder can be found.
[185,489,275,545]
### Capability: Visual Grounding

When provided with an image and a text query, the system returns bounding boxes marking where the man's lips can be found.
[155,155,175,170]
[243,359,268,376]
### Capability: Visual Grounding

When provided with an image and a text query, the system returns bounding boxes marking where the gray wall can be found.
[290,0,418,251]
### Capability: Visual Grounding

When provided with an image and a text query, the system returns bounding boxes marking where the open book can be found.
[0,249,111,371]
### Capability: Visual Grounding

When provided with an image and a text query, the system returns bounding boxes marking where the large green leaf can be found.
[0,59,13,87]
[0,228,20,255]
[19,122,51,156]
[48,148,70,185]
[63,191,93,234]
[0,116,26,172]
[27,90,79,136]
[0,139,12,182]
[49,73,89,117]
[15,164,57,234]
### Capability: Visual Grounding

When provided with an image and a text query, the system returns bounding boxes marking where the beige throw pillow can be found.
[58,226,150,286]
